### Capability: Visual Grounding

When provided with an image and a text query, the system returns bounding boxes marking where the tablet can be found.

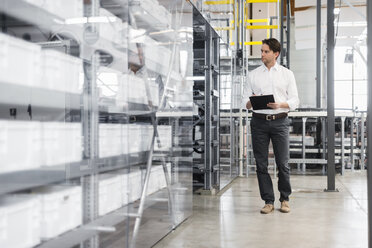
[249,94,275,110]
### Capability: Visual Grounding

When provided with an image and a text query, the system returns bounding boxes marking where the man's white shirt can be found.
[243,62,299,114]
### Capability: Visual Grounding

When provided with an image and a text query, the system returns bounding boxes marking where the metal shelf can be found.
[36,188,173,248]
[0,82,81,110]
[0,152,149,196]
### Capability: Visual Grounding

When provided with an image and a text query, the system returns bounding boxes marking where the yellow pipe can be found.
[246,19,269,23]
[244,41,263,45]
[246,25,278,29]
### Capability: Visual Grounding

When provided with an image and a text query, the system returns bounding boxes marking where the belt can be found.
[253,112,288,121]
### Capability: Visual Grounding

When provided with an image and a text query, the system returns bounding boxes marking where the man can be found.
[243,38,299,214]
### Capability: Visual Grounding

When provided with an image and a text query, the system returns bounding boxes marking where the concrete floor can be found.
[154,171,368,248]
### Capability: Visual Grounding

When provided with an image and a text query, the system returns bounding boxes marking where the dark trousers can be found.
[250,116,291,204]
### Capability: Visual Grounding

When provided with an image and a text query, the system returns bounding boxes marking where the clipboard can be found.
[249,94,275,110]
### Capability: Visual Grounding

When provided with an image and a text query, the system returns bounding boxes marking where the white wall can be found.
[290,21,317,108]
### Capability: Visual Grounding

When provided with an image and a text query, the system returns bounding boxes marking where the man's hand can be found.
[267,102,288,109]
[246,94,256,109]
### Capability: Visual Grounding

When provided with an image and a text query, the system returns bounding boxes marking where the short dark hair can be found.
[262,38,281,56]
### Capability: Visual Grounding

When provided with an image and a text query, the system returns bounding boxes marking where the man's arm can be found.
[243,75,254,109]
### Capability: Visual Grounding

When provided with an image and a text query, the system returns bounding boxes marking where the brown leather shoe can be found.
[260,204,274,214]
[280,201,290,213]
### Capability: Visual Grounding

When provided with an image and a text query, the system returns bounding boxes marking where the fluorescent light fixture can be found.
[334,8,340,15]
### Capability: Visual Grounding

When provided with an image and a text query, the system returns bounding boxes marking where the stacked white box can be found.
[121,124,129,155]
[99,174,122,216]
[129,171,142,202]
[155,125,172,151]
[41,50,82,93]
[99,124,122,158]
[99,8,127,46]
[41,122,82,166]
[135,0,171,28]
[31,186,82,239]
[0,32,41,87]
[149,81,160,107]
[144,37,171,70]
[128,124,142,153]
[141,125,154,152]
[26,0,83,19]
[0,196,40,248]
[120,173,129,206]
[0,121,42,174]
[124,74,147,105]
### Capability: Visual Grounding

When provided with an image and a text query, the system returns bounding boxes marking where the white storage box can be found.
[133,0,171,28]
[149,81,160,107]
[26,0,83,19]
[99,174,122,216]
[128,124,142,153]
[99,8,127,46]
[99,124,122,158]
[0,196,40,248]
[41,50,82,93]
[129,171,142,203]
[155,125,172,151]
[31,185,82,239]
[122,74,147,105]
[41,122,82,166]
[141,125,153,152]
[0,121,42,174]
[121,124,129,155]
[120,173,129,206]
[0,32,41,87]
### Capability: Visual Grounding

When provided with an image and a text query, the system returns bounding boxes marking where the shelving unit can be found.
[192,6,221,193]
[0,0,193,247]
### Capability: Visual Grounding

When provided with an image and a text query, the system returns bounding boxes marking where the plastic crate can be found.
[99,124,122,158]
[31,185,82,239]
[41,50,82,93]
[0,196,40,248]
[0,121,42,174]
[99,174,122,216]
[0,32,41,87]
[155,125,172,151]
[128,124,142,153]
[27,0,83,19]
[41,122,82,166]
[129,171,142,203]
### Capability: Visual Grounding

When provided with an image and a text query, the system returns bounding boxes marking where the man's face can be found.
[261,44,279,65]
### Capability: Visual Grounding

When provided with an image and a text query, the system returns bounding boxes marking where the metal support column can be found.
[280,0,284,65]
[246,112,250,177]
[341,117,346,175]
[302,117,307,172]
[361,113,365,171]
[350,117,354,172]
[326,0,337,191]
[205,24,212,190]
[316,0,321,108]
[322,117,327,175]
[286,0,290,68]
[367,0,372,244]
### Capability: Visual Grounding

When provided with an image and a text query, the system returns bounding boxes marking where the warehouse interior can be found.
[0,0,371,247]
